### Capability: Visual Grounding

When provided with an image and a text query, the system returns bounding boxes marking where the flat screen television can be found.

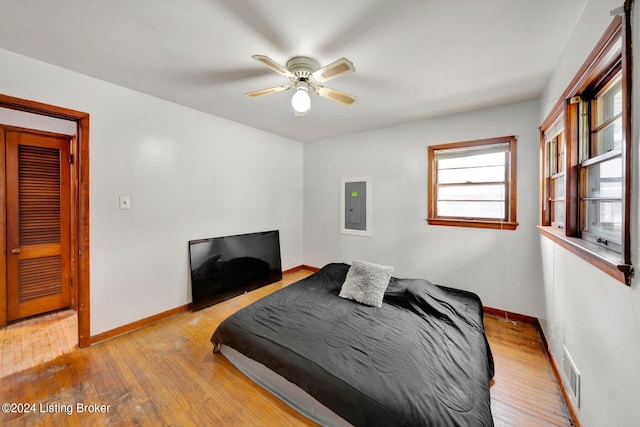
[188,230,283,311]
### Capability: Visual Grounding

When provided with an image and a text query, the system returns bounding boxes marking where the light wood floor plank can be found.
[1,270,572,426]
[0,309,77,378]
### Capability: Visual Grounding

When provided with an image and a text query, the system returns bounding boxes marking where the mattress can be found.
[220,345,351,426]
[211,263,494,426]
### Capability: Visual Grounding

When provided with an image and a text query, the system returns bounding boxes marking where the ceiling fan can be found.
[244,55,357,116]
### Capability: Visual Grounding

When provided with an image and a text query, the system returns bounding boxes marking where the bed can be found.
[211,262,494,426]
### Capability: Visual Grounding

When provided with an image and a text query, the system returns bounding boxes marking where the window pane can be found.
[437,201,505,219]
[594,116,623,155]
[583,200,622,243]
[438,184,504,201]
[438,152,505,169]
[550,139,557,174]
[585,157,622,198]
[552,201,565,226]
[552,175,565,199]
[593,76,622,156]
[556,140,565,174]
[438,165,505,184]
[550,135,565,174]
[596,78,622,125]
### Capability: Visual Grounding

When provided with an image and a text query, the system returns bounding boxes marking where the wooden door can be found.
[5,128,71,321]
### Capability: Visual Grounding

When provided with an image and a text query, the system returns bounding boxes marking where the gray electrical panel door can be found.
[344,181,367,231]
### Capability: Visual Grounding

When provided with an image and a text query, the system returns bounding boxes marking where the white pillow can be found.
[339,260,394,308]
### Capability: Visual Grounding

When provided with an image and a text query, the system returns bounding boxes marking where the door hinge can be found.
[70,278,73,288]
[69,154,74,164]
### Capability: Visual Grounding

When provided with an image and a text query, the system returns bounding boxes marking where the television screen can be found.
[188,230,282,311]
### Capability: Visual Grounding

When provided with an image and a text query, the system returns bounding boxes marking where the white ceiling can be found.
[0,0,588,142]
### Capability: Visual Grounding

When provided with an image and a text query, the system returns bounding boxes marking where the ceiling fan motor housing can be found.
[286,56,319,80]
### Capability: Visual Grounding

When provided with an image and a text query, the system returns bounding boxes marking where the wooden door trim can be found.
[0,127,5,331]
[0,94,90,348]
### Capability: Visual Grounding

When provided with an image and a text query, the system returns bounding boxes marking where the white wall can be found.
[0,48,304,336]
[304,100,544,318]
[537,0,640,425]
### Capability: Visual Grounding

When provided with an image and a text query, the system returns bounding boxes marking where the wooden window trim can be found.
[538,10,633,286]
[428,135,518,230]
[538,225,632,285]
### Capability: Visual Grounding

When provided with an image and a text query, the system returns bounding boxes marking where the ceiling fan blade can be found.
[315,86,358,106]
[244,85,291,97]
[252,55,294,78]
[312,58,355,83]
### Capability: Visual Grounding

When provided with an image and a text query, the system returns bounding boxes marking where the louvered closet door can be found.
[6,129,71,321]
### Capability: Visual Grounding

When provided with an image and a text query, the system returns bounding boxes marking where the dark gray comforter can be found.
[211,263,494,426]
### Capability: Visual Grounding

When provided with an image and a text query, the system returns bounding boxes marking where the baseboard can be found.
[483,306,538,324]
[535,321,582,427]
[483,306,581,426]
[90,266,317,345]
[283,265,304,274]
[282,264,319,274]
[283,264,320,274]
[90,304,191,345]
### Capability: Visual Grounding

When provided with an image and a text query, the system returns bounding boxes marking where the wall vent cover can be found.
[562,345,581,408]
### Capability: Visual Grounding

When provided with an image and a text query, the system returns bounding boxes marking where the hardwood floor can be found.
[486,315,573,426]
[0,310,77,378]
[1,270,572,426]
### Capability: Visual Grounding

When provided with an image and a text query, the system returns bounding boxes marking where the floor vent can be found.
[562,345,581,408]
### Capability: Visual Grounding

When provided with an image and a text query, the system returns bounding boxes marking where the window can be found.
[539,14,632,285]
[428,136,518,230]
[580,72,623,253]
[543,115,565,230]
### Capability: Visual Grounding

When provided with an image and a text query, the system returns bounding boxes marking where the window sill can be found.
[538,225,633,286]
[427,218,518,230]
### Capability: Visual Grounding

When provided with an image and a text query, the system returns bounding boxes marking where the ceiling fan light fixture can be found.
[291,82,311,115]
[247,54,357,114]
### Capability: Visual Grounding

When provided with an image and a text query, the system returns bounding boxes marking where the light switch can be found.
[119,195,131,210]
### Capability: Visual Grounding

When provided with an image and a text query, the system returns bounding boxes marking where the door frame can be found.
[0,94,90,348]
